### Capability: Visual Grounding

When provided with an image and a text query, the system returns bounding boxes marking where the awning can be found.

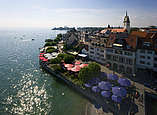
[78,54,87,57]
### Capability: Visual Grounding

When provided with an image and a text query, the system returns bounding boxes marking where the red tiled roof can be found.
[111,28,126,33]
[100,28,126,34]
[131,31,147,38]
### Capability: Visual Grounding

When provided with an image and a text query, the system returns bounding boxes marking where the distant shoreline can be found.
[52,27,74,30]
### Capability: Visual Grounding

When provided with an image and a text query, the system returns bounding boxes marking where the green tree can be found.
[78,67,91,83]
[63,55,75,63]
[88,62,101,74]
[78,62,101,83]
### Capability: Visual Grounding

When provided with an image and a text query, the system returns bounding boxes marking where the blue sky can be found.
[1,0,157,28]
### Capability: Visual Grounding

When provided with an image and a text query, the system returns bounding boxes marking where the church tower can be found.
[123,11,130,33]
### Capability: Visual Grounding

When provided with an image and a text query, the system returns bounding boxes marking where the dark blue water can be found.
[0,29,87,115]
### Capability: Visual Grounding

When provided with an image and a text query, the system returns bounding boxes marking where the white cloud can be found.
[0,7,157,28]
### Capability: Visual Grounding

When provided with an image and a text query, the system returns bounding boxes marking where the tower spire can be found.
[126,11,127,16]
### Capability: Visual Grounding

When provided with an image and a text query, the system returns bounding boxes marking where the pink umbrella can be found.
[74,65,81,69]
[71,66,81,72]
[80,64,88,68]
[43,58,48,62]
[39,55,43,57]
[39,57,45,60]
[67,67,72,71]
[64,64,74,68]
[71,67,80,72]
[75,61,81,65]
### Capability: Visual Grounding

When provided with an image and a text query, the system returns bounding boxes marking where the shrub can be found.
[58,53,66,59]
[51,65,63,72]
[46,49,56,53]
[50,57,61,64]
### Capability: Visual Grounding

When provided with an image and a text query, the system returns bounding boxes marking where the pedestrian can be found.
[141,94,143,103]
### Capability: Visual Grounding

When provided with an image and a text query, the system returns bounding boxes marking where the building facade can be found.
[136,49,154,70]
[106,48,136,74]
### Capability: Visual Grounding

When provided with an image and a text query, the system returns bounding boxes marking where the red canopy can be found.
[39,57,45,60]
[75,61,81,65]
[80,64,88,68]
[64,64,74,68]
[40,53,45,55]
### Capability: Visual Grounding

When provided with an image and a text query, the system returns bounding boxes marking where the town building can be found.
[105,47,136,74]
[62,28,79,46]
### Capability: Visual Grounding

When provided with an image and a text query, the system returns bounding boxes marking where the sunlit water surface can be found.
[0,29,87,115]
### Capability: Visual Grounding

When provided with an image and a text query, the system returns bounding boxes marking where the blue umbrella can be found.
[112,86,127,97]
[84,83,92,88]
[98,81,112,90]
[92,86,100,93]
[94,104,101,109]
[88,77,100,85]
[118,78,131,87]
[101,91,111,98]
[100,72,107,79]
[107,74,118,81]
[112,95,122,103]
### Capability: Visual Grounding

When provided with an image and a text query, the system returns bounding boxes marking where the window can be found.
[140,50,145,53]
[154,64,157,67]
[100,50,104,53]
[100,54,104,57]
[119,57,125,63]
[90,47,94,50]
[129,59,133,65]
[115,50,123,55]
[90,51,94,54]
[106,49,113,53]
[124,52,133,56]
[147,62,150,65]
[106,55,112,60]
[140,61,145,64]
[147,56,151,59]
[147,50,152,54]
[154,58,157,61]
[113,56,118,61]
[126,58,129,64]
[140,55,145,59]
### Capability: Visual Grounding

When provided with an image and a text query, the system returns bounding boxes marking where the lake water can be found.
[0,29,87,115]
